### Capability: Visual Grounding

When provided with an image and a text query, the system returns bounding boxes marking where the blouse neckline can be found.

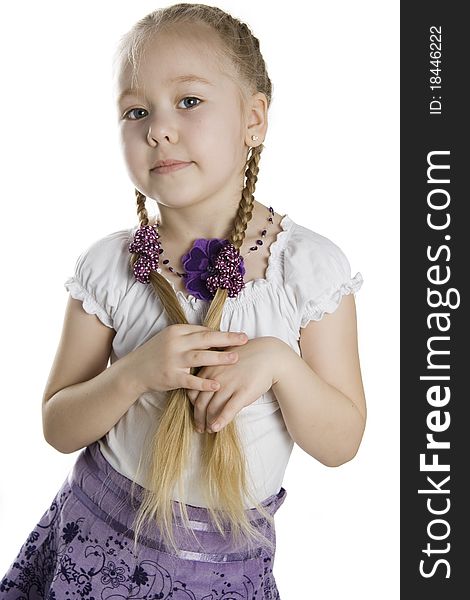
[150,213,295,309]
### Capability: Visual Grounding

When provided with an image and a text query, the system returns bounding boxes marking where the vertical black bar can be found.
[401,3,468,598]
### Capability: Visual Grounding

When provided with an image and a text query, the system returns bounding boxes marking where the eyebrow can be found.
[117,74,214,103]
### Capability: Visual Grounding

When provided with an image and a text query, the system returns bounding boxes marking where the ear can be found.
[245,91,268,147]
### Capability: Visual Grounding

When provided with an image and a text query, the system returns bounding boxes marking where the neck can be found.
[156,200,259,246]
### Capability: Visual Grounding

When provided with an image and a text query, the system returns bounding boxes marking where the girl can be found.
[0,3,366,598]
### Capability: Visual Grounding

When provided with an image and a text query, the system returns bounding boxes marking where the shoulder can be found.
[64,227,135,327]
[283,218,364,325]
[73,227,134,280]
[284,220,354,287]
[78,227,134,262]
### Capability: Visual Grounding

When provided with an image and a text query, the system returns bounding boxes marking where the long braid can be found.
[231,145,263,250]
[199,144,265,538]
[131,189,188,325]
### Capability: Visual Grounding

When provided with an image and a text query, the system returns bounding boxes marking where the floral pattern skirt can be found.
[0,441,286,599]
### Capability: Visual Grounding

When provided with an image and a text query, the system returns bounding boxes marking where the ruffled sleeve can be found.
[283,223,364,329]
[63,229,133,329]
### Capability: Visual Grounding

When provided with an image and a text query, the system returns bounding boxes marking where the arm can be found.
[271,293,366,467]
[42,297,143,454]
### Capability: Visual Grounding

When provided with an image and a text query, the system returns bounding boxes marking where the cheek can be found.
[118,131,149,190]
[188,116,216,145]
[120,130,145,169]
[196,115,242,163]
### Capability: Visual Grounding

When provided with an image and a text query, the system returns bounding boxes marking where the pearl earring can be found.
[251,135,259,141]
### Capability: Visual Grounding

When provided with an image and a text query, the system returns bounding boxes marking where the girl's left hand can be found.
[186,336,282,433]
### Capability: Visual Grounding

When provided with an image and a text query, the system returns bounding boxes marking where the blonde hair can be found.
[113,3,275,556]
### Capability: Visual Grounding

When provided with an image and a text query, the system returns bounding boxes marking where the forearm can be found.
[43,356,142,454]
[271,340,366,467]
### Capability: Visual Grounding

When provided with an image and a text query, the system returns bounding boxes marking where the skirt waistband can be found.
[67,441,287,562]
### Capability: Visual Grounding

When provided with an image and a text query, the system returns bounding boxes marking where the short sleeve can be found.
[63,229,132,329]
[284,223,364,329]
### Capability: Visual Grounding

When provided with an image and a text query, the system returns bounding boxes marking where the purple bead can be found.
[256,240,263,246]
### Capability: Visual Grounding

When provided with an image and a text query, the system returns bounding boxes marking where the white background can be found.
[0,1,399,598]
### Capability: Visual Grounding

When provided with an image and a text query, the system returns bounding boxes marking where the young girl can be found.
[1,3,366,598]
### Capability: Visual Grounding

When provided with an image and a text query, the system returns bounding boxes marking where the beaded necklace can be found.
[159,205,275,277]
[129,205,275,302]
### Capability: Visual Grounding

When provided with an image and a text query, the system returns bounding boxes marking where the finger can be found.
[186,330,248,350]
[184,373,221,394]
[185,349,239,369]
[207,393,243,432]
[187,389,198,403]
[193,390,214,433]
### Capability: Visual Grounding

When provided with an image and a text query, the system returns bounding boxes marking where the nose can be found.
[146,123,177,146]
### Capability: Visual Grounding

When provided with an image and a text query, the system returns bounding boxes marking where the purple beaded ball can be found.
[128,224,161,284]
[182,238,245,301]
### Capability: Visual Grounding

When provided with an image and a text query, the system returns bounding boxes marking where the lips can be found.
[151,161,193,174]
[152,159,191,169]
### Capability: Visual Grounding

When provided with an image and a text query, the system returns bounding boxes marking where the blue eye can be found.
[178,96,202,109]
[123,97,201,120]
[123,108,149,120]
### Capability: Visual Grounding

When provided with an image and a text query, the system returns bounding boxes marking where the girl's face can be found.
[115,26,253,213]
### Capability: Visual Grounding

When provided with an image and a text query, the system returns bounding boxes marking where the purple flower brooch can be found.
[182,238,246,301]
[129,224,245,302]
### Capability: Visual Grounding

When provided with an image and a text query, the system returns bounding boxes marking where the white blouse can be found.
[64,214,363,508]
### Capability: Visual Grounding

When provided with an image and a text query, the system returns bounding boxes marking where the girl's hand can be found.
[186,336,281,433]
[123,324,249,396]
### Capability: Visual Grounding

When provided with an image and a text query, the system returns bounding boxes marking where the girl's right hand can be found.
[123,324,248,396]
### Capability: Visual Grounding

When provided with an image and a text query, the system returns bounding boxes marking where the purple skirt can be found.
[1,441,287,599]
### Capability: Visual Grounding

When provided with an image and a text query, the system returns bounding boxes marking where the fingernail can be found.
[211,422,221,432]
[211,382,220,390]
[239,333,247,340]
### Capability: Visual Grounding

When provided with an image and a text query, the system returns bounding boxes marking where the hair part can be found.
[115,3,275,557]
